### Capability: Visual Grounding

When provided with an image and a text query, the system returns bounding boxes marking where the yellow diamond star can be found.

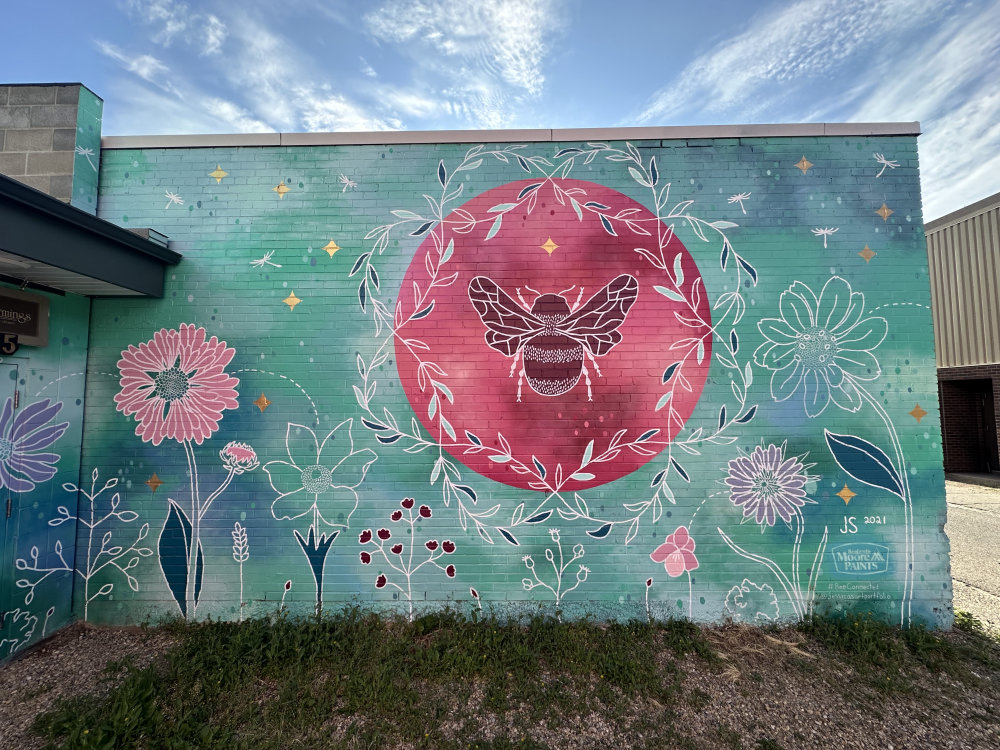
[273,181,290,199]
[146,473,164,493]
[837,485,857,505]
[876,203,893,221]
[795,156,813,174]
[254,393,272,411]
[283,291,301,310]
[541,238,559,255]
[909,403,928,423]
[209,165,228,183]
[323,240,340,258]
[859,245,876,263]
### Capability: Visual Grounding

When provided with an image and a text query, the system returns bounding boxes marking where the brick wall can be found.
[63,133,950,629]
[0,84,102,212]
[938,364,1000,472]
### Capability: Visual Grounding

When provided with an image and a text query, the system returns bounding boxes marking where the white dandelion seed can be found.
[728,192,751,214]
[873,153,899,178]
[811,227,839,248]
[339,174,358,192]
[250,251,282,268]
[164,191,184,209]
[74,146,97,171]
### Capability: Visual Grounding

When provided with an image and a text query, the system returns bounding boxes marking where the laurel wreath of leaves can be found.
[351,142,758,546]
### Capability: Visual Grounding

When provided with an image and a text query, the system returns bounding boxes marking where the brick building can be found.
[1,83,952,657]
[926,192,1000,473]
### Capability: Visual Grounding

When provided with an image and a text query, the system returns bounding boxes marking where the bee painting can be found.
[468,274,639,401]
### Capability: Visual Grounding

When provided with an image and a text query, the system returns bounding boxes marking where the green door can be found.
[0,363,19,631]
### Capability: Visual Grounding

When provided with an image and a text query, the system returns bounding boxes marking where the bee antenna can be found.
[558,284,576,296]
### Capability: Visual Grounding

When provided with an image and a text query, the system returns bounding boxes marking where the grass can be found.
[30,610,1000,749]
[32,609,713,749]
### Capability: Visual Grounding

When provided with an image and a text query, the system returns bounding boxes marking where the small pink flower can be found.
[390,510,403,522]
[377,528,391,540]
[445,564,456,578]
[220,441,258,474]
[401,497,414,509]
[359,529,372,544]
[419,505,432,518]
[425,540,438,551]
[390,543,403,555]
[115,324,239,446]
[442,540,456,554]
[650,525,699,578]
[375,574,387,589]
[360,551,371,564]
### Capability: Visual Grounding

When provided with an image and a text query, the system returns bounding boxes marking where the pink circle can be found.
[394,179,712,491]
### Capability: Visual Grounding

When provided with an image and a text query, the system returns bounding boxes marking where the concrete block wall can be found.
[68,132,949,630]
[0,84,103,212]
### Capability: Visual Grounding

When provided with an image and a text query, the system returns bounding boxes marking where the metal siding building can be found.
[926,191,1000,472]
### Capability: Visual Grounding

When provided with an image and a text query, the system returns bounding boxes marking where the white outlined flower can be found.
[754,277,886,417]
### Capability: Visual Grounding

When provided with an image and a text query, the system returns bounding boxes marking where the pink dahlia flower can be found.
[650,525,699,577]
[114,324,239,446]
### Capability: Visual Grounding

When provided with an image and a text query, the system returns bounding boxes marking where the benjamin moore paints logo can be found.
[831,543,889,576]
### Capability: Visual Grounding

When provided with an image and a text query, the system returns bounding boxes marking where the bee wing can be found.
[468,276,545,357]
[557,274,638,356]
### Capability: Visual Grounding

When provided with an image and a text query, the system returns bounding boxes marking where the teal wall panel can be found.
[0,287,90,657]
[79,136,949,627]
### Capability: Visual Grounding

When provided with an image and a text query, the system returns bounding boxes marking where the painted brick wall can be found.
[78,135,949,628]
[0,288,90,657]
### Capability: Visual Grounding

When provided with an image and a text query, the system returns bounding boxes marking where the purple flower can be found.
[725,444,813,527]
[0,397,69,492]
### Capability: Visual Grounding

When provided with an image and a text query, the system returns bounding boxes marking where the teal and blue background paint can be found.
[4,134,951,653]
[0,288,90,655]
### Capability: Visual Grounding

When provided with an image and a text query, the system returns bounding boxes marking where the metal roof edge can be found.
[925,189,1000,233]
[101,122,922,149]
[0,174,181,265]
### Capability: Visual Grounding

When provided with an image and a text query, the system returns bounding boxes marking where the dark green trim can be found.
[0,174,181,297]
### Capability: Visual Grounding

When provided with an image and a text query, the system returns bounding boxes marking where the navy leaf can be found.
[158,500,192,618]
[738,256,758,285]
[720,243,730,270]
[637,428,659,442]
[465,430,483,446]
[587,523,613,539]
[600,215,617,236]
[525,511,552,524]
[376,433,402,444]
[193,540,204,608]
[532,456,546,479]
[718,405,727,431]
[498,528,519,546]
[555,148,582,157]
[662,362,680,384]
[410,221,434,237]
[730,329,739,354]
[361,418,388,431]
[651,469,665,486]
[350,253,370,277]
[516,155,531,172]
[736,406,757,423]
[358,283,367,312]
[437,160,447,187]
[670,457,689,482]
[412,302,435,320]
[368,265,380,291]
[454,484,477,503]
[517,183,542,200]
[584,201,610,210]
[824,430,904,499]
[649,157,658,186]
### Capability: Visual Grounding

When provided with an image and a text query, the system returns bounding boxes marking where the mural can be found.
[0,133,947,644]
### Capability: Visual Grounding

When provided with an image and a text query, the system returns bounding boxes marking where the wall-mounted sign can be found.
[0,287,48,347]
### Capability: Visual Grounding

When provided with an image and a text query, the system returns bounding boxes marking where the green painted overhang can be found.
[0,173,181,297]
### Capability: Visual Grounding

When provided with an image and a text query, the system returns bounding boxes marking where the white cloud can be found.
[299,92,403,132]
[360,57,378,78]
[126,0,228,55]
[637,0,952,123]
[97,42,181,97]
[364,0,561,126]
[202,98,275,133]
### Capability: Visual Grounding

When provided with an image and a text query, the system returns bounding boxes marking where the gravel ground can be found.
[1,480,998,749]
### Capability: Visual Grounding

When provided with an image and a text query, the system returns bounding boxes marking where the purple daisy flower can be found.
[725,444,812,527]
[0,397,70,492]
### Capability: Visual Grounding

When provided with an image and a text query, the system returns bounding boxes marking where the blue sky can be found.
[6,0,1000,220]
